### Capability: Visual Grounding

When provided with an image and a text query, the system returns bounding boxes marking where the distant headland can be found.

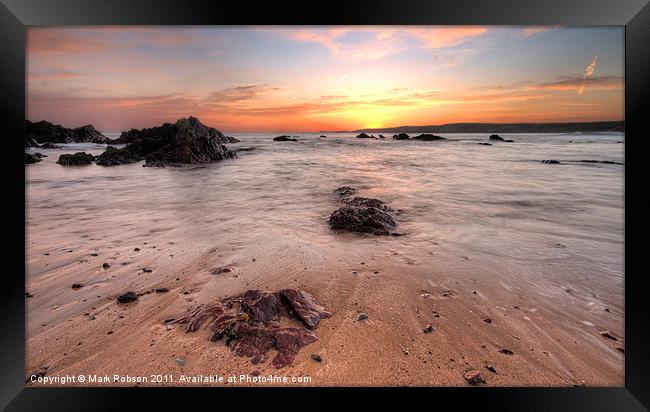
[325,121,624,134]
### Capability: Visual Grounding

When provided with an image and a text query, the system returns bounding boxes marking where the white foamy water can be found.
[26,132,624,307]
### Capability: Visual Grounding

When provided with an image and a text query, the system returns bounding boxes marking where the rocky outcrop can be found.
[96,117,236,167]
[25,153,42,164]
[393,133,410,140]
[328,188,398,235]
[176,289,330,368]
[56,152,95,165]
[273,135,297,141]
[356,133,376,139]
[412,134,446,141]
[224,136,240,143]
[26,120,110,144]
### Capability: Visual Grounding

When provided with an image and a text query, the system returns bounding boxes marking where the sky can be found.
[26,26,624,133]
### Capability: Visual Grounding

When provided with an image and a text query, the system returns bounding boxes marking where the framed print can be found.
[1,0,648,409]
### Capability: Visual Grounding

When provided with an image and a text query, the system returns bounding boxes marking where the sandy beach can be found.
[25,133,624,387]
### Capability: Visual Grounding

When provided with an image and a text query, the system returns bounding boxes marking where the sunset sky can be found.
[27,26,624,133]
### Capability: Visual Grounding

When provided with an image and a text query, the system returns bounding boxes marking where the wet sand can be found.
[26,230,624,387]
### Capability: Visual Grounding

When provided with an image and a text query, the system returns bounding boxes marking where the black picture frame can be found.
[1,0,648,409]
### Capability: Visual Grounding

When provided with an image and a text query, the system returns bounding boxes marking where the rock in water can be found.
[333,186,357,200]
[393,133,410,140]
[329,195,398,236]
[56,152,95,165]
[412,134,446,141]
[25,153,42,164]
[489,134,504,141]
[273,135,297,141]
[95,146,142,166]
[39,142,62,149]
[542,160,561,164]
[356,133,375,139]
[96,117,236,167]
[175,289,330,368]
[26,120,110,144]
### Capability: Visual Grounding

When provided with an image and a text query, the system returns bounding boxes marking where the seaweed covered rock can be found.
[96,117,236,167]
[26,120,110,144]
[175,289,330,368]
[393,133,410,140]
[412,134,446,141]
[328,204,397,235]
[56,152,95,165]
[273,135,297,142]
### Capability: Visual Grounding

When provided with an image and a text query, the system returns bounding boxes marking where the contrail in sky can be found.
[578,56,597,95]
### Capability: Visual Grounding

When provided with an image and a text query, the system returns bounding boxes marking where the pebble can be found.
[486,365,497,373]
[499,348,514,355]
[251,369,261,376]
[422,324,434,333]
[71,284,83,290]
[102,263,111,269]
[134,248,140,251]
[310,354,322,362]
[117,291,138,304]
[143,268,153,273]
[155,288,169,293]
[483,318,492,324]
[357,313,369,321]
[175,358,186,366]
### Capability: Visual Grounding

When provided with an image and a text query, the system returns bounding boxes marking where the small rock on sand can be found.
[310,354,323,362]
[71,284,83,290]
[102,263,111,269]
[251,369,261,376]
[117,291,138,304]
[175,358,186,366]
[599,331,620,341]
[499,348,514,355]
[357,313,369,321]
[134,248,140,251]
[486,365,497,373]
[463,369,486,385]
[483,318,492,324]
[422,324,434,333]
[142,268,153,273]
[155,288,169,293]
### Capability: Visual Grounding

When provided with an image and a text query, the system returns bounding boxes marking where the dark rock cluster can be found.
[97,117,237,167]
[56,152,95,165]
[26,120,110,144]
[175,289,330,368]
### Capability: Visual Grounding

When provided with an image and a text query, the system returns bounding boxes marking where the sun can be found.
[364,121,384,129]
